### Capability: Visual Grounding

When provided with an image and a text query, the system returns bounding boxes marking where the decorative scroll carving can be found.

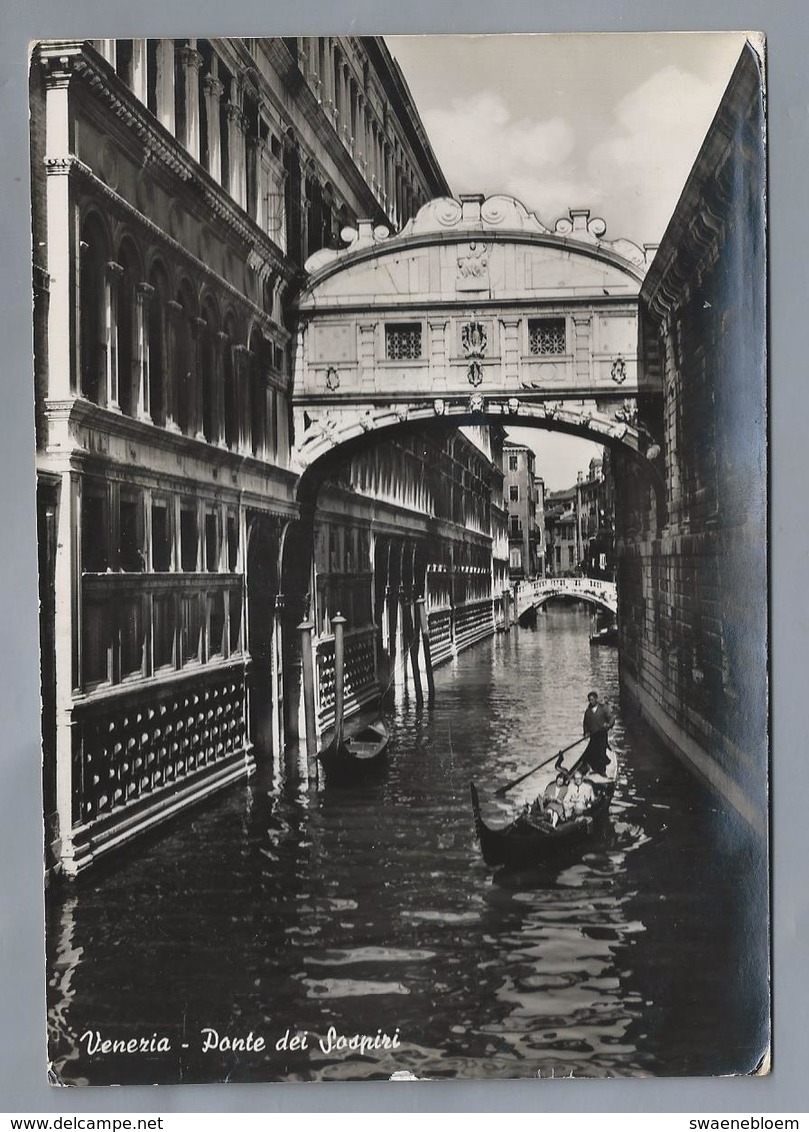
[325,366,340,391]
[467,361,483,387]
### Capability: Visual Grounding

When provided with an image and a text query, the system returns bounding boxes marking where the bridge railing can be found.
[515,576,618,614]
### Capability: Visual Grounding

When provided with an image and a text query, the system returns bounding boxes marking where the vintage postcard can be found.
[33,32,768,1085]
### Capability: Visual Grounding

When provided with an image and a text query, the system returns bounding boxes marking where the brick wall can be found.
[615,45,767,835]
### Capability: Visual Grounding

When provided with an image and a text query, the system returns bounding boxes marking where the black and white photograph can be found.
[32,31,769,1086]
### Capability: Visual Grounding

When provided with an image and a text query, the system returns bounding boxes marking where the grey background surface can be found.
[1,0,803,1114]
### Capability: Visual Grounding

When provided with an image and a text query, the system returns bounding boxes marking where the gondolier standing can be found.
[582,691,614,776]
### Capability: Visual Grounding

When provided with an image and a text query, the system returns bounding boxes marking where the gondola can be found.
[469,776,615,867]
[318,719,390,784]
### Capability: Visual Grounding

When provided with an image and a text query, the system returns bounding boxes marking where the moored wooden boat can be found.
[469,777,615,867]
[318,719,390,784]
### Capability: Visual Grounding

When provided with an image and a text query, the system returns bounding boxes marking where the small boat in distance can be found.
[590,609,618,647]
[469,774,615,868]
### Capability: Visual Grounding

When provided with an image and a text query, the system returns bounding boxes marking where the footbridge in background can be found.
[515,578,618,620]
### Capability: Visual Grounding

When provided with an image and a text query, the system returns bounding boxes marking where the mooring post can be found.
[416,596,435,701]
[502,588,511,632]
[403,598,423,706]
[332,613,346,743]
[297,620,317,760]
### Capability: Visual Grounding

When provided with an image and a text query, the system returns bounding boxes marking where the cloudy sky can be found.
[387,32,749,489]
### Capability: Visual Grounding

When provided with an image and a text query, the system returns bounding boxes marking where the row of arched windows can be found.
[78,213,287,462]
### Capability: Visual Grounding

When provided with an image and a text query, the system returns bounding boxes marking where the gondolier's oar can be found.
[494,736,588,797]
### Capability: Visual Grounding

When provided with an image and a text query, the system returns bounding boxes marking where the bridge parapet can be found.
[515,577,618,617]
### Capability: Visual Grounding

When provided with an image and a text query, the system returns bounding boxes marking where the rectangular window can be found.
[509,485,519,502]
[181,594,202,663]
[153,594,175,669]
[151,501,171,572]
[205,512,219,572]
[528,317,566,355]
[119,497,144,572]
[229,589,242,654]
[180,506,199,572]
[227,514,239,572]
[508,455,519,471]
[208,590,225,657]
[509,547,521,570]
[81,493,108,572]
[385,322,422,360]
[120,595,145,677]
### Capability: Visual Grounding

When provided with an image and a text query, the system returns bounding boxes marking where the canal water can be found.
[47,607,769,1085]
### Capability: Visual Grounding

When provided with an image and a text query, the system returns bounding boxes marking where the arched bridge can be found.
[515,577,618,619]
[291,193,661,484]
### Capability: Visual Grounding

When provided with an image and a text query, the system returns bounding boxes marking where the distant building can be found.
[545,451,614,578]
[503,442,544,579]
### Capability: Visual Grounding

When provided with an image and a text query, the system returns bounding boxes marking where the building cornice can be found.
[641,42,765,324]
[37,41,297,293]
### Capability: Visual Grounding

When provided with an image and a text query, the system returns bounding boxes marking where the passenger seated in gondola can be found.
[563,770,596,819]
[541,772,569,827]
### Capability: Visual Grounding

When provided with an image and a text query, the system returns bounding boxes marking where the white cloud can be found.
[422,91,576,203]
[587,65,725,242]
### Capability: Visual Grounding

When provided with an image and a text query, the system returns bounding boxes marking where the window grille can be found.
[385,322,422,360]
[528,317,566,355]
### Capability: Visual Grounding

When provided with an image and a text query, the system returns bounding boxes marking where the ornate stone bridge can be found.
[514,577,618,619]
[291,193,660,485]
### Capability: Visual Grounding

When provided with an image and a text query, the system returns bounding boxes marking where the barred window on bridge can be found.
[528,317,566,356]
[385,322,422,360]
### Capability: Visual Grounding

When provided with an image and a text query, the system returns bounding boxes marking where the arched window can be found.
[79,214,108,404]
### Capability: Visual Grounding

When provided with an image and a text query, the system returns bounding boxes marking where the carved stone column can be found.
[203,74,224,183]
[500,316,521,385]
[572,314,592,384]
[191,316,207,441]
[156,40,175,133]
[131,39,148,103]
[104,261,123,410]
[227,99,246,209]
[358,321,376,393]
[180,44,202,160]
[42,58,75,400]
[164,299,183,433]
[214,331,229,447]
[134,282,155,422]
[233,344,251,453]
[248,135,266,227]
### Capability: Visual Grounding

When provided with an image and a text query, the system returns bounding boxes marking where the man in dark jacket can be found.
[582,691,614,776]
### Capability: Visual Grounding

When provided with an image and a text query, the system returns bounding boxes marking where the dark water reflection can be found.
[47,607,769,1084]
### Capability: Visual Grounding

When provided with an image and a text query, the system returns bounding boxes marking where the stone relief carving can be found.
[467,361,483,387]
[614,398,638,426]
[457,243,489,280]
[325,366,340,392]
[610,356,628,384]
[461,321,488,357]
